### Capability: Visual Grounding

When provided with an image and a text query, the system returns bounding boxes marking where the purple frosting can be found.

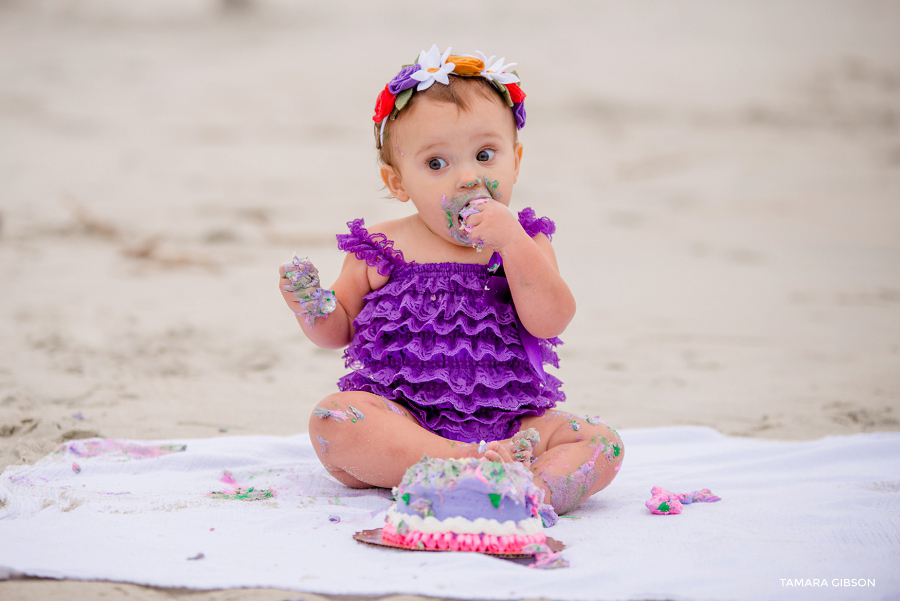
[335,211,564,443]
[388,65,420,96]
[396,478,531,522]
[393,457,542,522]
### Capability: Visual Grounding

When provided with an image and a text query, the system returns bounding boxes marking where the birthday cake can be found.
[381,456,546,553]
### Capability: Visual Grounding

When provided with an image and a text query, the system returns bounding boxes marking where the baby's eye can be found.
[476,149,495,162]
[428,157,448,171]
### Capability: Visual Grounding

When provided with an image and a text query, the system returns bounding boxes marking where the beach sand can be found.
[1,1,898,599]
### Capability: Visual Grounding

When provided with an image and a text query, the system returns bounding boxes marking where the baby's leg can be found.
[308,391,515,489]
[519,411,624,515]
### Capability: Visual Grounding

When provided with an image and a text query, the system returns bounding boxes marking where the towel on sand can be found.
[1,426,898,601]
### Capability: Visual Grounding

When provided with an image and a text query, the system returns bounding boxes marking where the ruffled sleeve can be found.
[336,219,407,277]
[517,208,556,241]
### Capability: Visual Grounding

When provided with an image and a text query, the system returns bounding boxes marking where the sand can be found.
[1,0,898,599]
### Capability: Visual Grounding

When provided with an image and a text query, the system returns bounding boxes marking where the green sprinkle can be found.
[402,493,410,505]
[489,493,501,509]
[658,501,670,512]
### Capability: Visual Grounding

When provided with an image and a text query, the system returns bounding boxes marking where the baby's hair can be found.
[375,75,518,168]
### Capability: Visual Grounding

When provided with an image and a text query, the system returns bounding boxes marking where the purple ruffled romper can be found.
[335,208,565,443]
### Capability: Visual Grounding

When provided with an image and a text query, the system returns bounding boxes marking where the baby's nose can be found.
[458,176,482,190]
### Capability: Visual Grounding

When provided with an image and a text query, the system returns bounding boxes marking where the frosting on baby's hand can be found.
[283,254,337,325]
[282,255,321,290]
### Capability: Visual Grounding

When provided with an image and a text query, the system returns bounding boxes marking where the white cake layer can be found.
[385,505,543,536]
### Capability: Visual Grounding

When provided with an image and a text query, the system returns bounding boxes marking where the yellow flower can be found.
[448,55,485,77]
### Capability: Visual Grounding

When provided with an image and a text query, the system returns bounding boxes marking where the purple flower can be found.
[388,65,420,95]
[513,102,526,130]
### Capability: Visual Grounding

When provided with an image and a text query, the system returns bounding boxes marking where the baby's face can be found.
[384,92,521,247]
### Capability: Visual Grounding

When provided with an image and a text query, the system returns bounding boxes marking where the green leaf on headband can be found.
[394,87,414,112]
[493,81,513,107]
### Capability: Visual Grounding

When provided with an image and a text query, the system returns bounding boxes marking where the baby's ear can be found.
[513,143,524,183]
[380,165,409,202]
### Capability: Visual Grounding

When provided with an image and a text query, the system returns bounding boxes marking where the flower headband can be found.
[373,45,526,146]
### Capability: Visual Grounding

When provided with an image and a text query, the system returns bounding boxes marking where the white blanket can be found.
[1,427,898,601]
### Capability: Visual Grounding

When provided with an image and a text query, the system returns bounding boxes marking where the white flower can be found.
[474,51,520,85]
[411,45,455,91]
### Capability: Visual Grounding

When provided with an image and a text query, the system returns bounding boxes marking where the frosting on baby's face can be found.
[380,92,522,249]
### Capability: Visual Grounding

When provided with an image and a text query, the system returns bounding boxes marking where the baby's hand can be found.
[460,200,524,255]
[282,255,320,290]
[279,255,337,325]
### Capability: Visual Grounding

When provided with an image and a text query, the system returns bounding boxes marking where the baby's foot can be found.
[473,428,541,464]
[482,428,541,464]
[479,440,514,463]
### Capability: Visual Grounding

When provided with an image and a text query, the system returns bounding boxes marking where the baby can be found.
[279,46,623,516]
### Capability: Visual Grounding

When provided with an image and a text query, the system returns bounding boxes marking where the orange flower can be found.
[448,55,485,77]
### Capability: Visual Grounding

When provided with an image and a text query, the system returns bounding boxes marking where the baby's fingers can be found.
[460,211,484,230]
[281,255,320,290]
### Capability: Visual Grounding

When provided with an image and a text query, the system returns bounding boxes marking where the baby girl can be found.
[279,46,623,517]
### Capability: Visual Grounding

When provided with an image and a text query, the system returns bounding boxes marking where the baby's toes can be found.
[483,449,502,462]
[484,441,514,463]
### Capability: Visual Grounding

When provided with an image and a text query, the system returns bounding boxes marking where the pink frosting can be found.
[646,485,721,515]
[382,521,545,553]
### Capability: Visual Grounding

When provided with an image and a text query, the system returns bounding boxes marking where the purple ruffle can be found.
[336,219,407,277]
[517,207,555,241]
[336,210,564,443]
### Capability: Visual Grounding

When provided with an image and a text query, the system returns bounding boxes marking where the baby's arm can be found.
[278,253,372,349]
[500,232,576,339]
[464,203,575,339]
